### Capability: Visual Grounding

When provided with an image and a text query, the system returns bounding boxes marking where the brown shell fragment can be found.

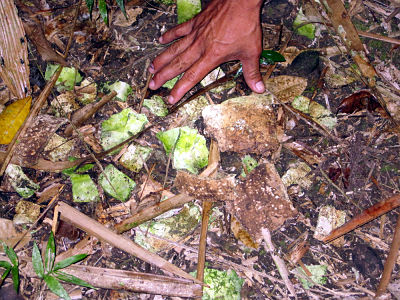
[229,162,298,243]
[174,170,236,201]
[202,94,280,155]
[174,162,298,243]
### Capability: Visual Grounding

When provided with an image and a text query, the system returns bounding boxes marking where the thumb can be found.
[241,57,265,93]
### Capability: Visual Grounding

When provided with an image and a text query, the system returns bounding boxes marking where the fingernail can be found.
[255,81,265,93]
[148,64,154,73]
[159,36,164,43]
[168,95,175,104]
[149,80,155,89]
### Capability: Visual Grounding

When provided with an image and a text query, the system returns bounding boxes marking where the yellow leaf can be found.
[0,96,31,144]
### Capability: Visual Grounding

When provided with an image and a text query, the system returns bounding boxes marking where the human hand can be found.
[148,0,265,104]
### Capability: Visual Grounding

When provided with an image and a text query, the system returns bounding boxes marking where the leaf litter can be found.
[0,0,400,299]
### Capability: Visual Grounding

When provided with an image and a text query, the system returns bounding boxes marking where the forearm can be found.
[235,0,264,9]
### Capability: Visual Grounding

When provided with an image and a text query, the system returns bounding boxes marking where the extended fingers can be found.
[159,19,195,44]
[152,35,194,72]
[149,44,202,91]
[168,57,219,104]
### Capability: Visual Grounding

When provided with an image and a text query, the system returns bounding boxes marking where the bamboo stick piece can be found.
[196,140,220,283]
[0,254,201,298]
[62,265,203,298]
[57,202,201,284]
[115,193,194,233]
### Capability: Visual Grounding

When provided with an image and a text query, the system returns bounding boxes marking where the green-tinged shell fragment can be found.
[241,155,258,177]
[13,200,40,225]
[143,95,168,117]
[162,76,179,89]
[314,206,346,241]
[119,144,152,172]
[156,126,209,174]
[177,96,209,125]
[77,78,97,104]
[5,164,39,198]
[98,164,136,202]
[70,174,100,203]
[293,8,315,39]
[177,0,201,24]
[292,96,337,130]
[292,95,311,114]
[200,67,235,93]
[191,268,244,300]
[309,101,337,130]
[44,134,74,162]
[101,108,148,152]
[297,264,328,289]
[282,161,313,189]
[45,64,83,91]
[109,81,132,102]
[135,203,200,252]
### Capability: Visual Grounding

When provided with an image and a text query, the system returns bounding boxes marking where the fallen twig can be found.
[262,227,297,298]
[57,201,201,283]
[323,194,400,242]
[375,212,400,297]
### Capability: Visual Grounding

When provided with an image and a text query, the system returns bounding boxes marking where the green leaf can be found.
[85,0,94,18]
[0,260,12,270]
[62,163,95,176]
[98,0,108,25]
[260,50,286,64]
[45,232,56,273]
[11,266,19,292]
[32,243,44,278]
[44,275,71,300]
[2,242,18,267]
[54,270,96,289]
[0,262,11,281]
[53,254,88,271]
[116,0,127,19]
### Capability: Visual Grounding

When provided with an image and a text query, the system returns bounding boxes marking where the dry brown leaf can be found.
[0,218,31,249]
[263,75,307,103]
[114,7,143,27]
[353,54,377,79]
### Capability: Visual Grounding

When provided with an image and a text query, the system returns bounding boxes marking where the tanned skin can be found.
[148,0,265,104]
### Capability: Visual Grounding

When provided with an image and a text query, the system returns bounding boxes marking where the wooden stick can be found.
[196,201,212,283]
[57,202,201,283]
[115,161,219,233]
[196,140,220,283]
[375,212,400,297]
[262,227,297,298]
[115,193,194,233]
[323,194,400,243]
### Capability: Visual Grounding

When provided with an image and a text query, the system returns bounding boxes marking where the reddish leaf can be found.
[337,91,381,114]
[328,167,341,182]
